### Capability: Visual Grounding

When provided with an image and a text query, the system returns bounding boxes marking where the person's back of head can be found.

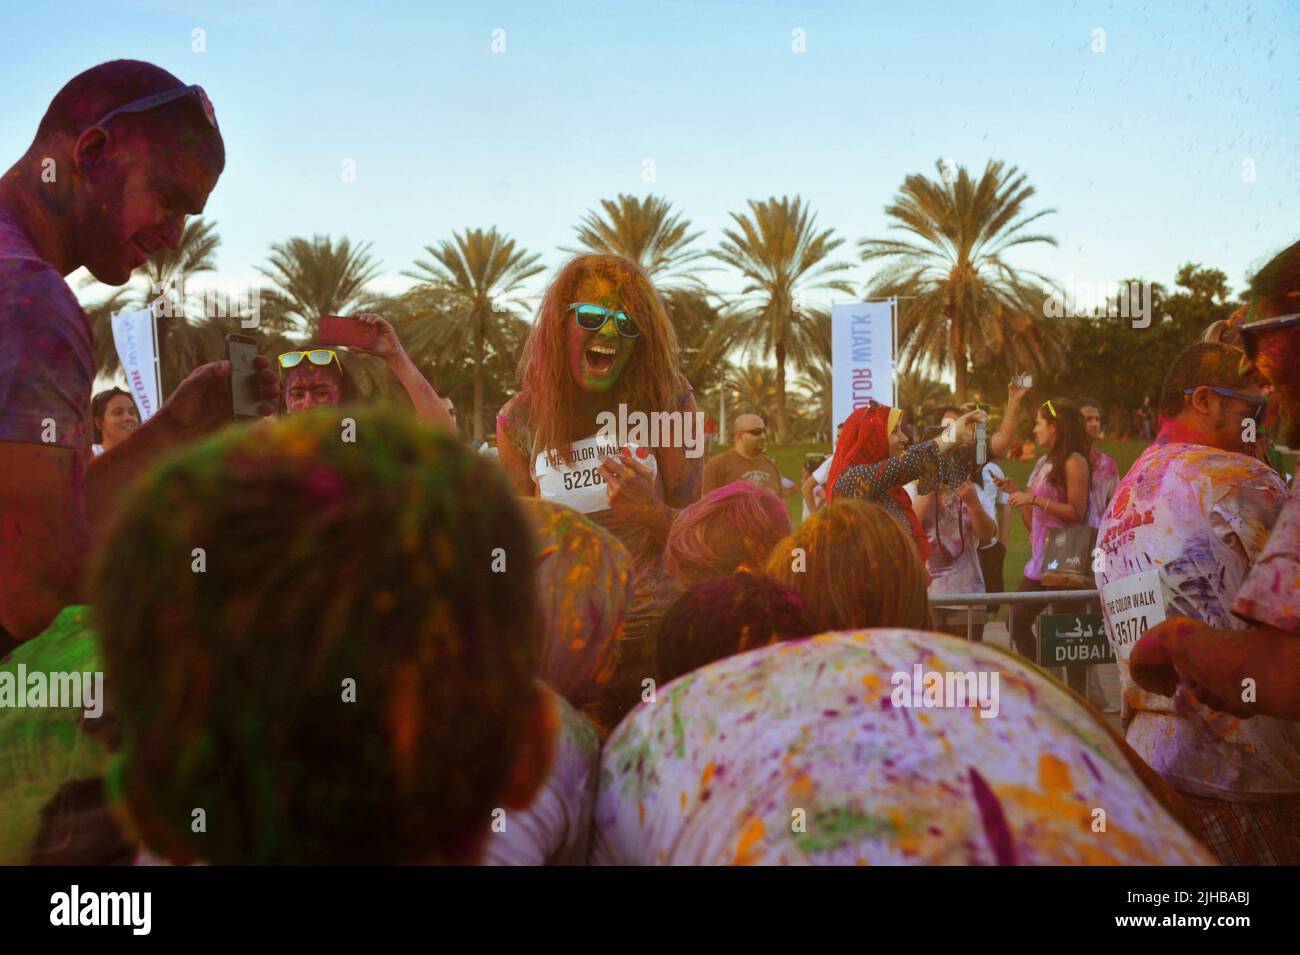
[764,499,932,633]
[664,481,791,586]
[89,408,549,864]
[520,498,634,711]
[657,572,817,683]
[1158,341,1268,453]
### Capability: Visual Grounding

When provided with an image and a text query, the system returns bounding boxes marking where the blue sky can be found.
[3,0,1297,312]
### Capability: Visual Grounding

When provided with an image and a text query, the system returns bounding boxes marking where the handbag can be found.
[1039,524,1098,589]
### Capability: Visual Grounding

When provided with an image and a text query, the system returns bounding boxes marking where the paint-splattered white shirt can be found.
[591,631,1212,865]
[1234,479,1300,635]
[1096,440,1299,798]
[1087,450,1119,528]
[482,688,600,866]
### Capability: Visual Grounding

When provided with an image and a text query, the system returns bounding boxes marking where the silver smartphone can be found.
[226,334,261,419]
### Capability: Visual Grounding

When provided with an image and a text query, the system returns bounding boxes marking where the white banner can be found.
[831,299,895,431]
[110,308,162,421]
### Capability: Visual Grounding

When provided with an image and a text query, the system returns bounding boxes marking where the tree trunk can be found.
[775,338,788,445]
[472,304,485,443]
[950,299,967,398]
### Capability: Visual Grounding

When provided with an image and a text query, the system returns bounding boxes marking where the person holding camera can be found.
[826,402,987,562]
[915,406,999,640]
[277,314,453,428]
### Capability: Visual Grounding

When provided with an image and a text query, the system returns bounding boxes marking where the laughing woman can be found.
[497,254,703,721]
[496,254,702,567]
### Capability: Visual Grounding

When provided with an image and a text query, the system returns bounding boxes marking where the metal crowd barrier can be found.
[926,589,1101,641]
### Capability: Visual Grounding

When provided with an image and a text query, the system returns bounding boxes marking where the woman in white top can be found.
[90,387,140,456]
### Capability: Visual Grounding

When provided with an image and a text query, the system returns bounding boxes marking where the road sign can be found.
[1038,613,1114,667]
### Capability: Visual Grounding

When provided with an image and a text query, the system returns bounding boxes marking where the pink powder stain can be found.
[305,465,348,506]
[968,767,1017,866]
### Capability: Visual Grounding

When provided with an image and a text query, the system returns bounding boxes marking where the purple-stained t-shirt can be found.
[1023,456,1074,581]
[1234,479,1300,636]
[1086,450,1119,528]
[0,206,94,450]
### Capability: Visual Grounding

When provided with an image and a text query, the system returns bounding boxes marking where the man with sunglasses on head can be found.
[276,315,452,426]
[0,61,279,644]
[1094,340,1296,865]
[701,413,791,497]
[1132,241,1300,722]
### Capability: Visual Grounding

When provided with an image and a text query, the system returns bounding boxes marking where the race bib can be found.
[1099,569,1167,661]
[534,436,658,514]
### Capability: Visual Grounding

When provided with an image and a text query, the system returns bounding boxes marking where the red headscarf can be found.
[825,403,930,561]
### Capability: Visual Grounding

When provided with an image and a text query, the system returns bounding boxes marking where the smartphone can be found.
[319,315,378,350]
[226,334,261,419]
[1013,373,1034,389]
[974,421,987,466]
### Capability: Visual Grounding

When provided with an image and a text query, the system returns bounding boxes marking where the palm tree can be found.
[860,159,1059,397]
[395,284,531,430]
[83,285,133,380]
[136,217,221,310]
[658,286,727,390]
[896,370,955,427]
[705,195,854,442]
[257,235,382,337]
[135,217,226,393]
[403,228,545,441]
[568,194,707,288]
[570,195,724,392]
[726,363,784,416]
[792,359,834,439]
[83,218,229,394]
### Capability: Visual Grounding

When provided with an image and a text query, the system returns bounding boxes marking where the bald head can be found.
[733,413,767,456]
[3,60,225,283]
[35,60,223,163]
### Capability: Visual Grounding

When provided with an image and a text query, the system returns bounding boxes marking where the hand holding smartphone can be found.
[319,315,379,350]
[226,334,262,419]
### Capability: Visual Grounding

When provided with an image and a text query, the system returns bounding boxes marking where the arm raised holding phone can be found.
[321,314,454,430]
